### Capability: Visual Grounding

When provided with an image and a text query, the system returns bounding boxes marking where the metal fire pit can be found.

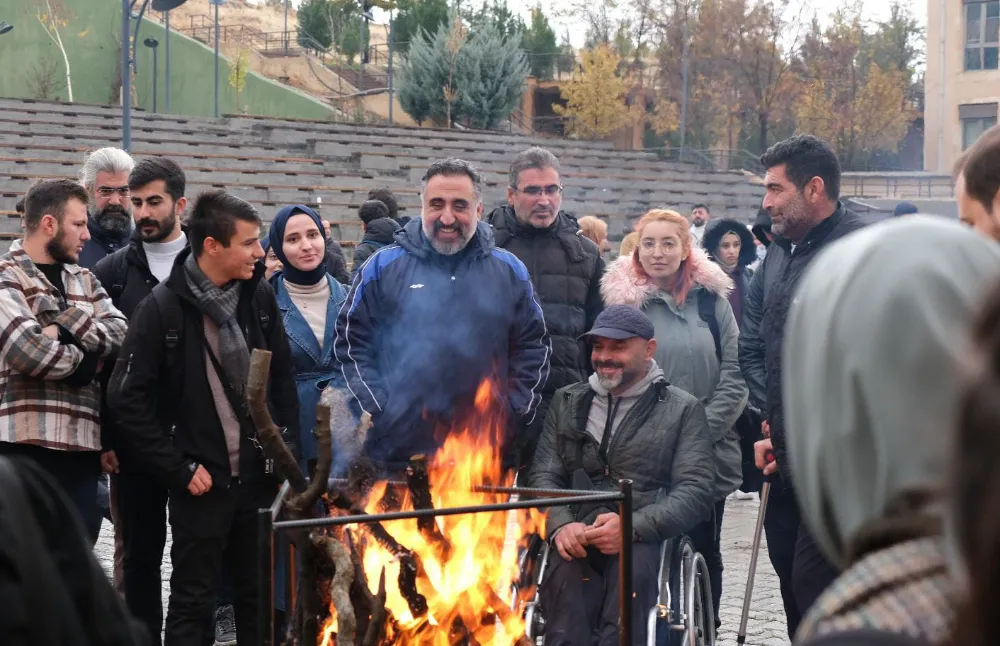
[257,479,635,646]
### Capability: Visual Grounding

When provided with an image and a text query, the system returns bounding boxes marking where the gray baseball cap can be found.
[579,305,655,341]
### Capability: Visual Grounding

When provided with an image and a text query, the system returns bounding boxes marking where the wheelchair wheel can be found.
[648,536,715,646]
[510,533,548,644]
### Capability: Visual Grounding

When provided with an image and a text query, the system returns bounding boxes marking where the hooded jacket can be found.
[738,203,865,485]
[751,208,771,248]
[486,206,605,396]
[702,218,757,327]
[107,248,300,490]
[529,361,714,541]
[785,217,1000,645]
[600,247,748,500]
[325,237,351,285]
[351,217,399,281]
[333,218,551,469]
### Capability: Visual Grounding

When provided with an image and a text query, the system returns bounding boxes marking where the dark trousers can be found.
[116,469,170,646]
[0,442,101,543]
[792,522,839,617]
[165,478,274,646]
[687,498,726,627]
[763,483,803,639]
[540,542,660,646]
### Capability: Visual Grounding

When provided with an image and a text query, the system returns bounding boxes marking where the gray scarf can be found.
[183,254,250,395]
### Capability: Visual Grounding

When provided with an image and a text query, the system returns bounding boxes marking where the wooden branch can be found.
[313,534,356,646]
[288,402,333,515]
[299,536,321,646]
[406,454,452,559]
[248,349,307,493]
[362,568,387,646]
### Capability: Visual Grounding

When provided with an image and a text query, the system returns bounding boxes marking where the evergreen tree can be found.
[397,22,450,124]
[392,0,450,54]
[297,0,333,50]
[465,0,524,42]
[522,4,559,80]
[456,21,529,129]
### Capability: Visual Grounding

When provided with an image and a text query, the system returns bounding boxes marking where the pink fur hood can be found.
[600,246,734,308]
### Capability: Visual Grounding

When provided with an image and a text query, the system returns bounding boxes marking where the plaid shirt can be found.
[0,248,127,451]
[797,536,956,645]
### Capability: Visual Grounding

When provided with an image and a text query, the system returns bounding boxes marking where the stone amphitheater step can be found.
[0,98,766,239]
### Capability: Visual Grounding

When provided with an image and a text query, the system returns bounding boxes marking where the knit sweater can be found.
[285,278,331,349]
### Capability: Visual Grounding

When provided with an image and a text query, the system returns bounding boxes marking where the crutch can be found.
[737,450,774,645]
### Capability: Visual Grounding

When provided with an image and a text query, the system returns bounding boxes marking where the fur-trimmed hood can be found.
[601,246,733,308]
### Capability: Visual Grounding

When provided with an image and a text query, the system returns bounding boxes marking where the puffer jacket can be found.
[600,247,748,500]
[351,217,399,281]
[529,376,714,541]
[487,206,605,395]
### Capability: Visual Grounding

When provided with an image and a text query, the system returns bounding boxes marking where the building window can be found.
[966,0,1000,71]
[963,116,997,149]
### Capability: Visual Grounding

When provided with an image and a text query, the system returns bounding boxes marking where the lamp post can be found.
[284,0,289,56]
[165,10,171,112]
[387,16,394,125]
[122,0,188,153]
[210,0,225,118]
[144,37,160,112]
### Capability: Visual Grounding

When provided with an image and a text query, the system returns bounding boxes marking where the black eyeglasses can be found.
[97,186,131,198]
[515,184,563,198]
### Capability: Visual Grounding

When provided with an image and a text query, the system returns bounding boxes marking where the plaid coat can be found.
[0,248,127,451]
[797,537,956,645]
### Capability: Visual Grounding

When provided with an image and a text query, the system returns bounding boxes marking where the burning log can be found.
[407,454,453,559]
[363,567,387,646]
[289,402,333,517]
[313,534,356,645]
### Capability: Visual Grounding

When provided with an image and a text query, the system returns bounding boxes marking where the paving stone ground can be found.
[94,492,790,645]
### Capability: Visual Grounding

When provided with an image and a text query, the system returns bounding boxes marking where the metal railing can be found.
[258,479,636,646]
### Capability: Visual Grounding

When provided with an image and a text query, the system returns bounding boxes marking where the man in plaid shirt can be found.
[0,178,128,543]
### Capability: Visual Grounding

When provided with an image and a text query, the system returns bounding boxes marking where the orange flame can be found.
[319,379,546,645]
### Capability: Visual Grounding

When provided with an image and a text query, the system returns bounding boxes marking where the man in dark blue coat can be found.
[334,158,551,471]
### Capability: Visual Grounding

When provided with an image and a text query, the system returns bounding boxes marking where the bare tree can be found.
[25,52,66,100]
[35,0,74,102]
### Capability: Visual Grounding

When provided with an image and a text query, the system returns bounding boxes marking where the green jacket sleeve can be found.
[526,391,576,538]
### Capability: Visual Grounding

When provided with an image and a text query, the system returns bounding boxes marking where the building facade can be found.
[925,0,1000,173]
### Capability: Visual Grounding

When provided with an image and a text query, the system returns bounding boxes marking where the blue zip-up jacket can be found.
[333,218,551,468]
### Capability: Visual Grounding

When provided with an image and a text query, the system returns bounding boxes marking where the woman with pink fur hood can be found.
[601,209,748,628]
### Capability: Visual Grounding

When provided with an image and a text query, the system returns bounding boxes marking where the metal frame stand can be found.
[257,479,635,646]
[736,483,770,645]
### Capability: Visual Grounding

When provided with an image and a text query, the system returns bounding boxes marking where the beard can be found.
[90,202,131,235]
[693,217,707,227]
[137,211,177,243]
[46,228,78,264]
[594,360,645,392]
[423,218,476,256]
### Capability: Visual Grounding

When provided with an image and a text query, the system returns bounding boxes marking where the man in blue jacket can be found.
[334,158,551,471]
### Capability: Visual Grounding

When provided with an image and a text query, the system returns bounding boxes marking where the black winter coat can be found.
[487,206,604,395]
[107,248,300,490]
[92,233,179,462]
[325,238,351,285]
[351,217,399,281]
[528,379,714,541]
[739,204,864,482]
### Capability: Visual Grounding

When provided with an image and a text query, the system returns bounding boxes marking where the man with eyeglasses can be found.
[487,147,605,474]
[78,147,136,269]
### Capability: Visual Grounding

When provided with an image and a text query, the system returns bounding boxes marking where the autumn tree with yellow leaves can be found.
[555,45,678,140]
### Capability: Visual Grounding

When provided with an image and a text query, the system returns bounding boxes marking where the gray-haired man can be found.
[79,146,135,268]
[333,158,551,472]
[486,147,604,470]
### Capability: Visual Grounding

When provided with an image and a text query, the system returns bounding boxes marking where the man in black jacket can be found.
[109,190,299,646]
[93,157,190,646]
[351,199,397,279]
[486,147,604,468]
[739,135,864,637]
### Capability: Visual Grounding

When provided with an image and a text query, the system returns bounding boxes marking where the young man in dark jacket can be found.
[92,157,191,646]
[739,134,864,637]
[109,190,299,646]
[486,147,604,466]
[334,158,550,472]
[351,199,398,279]
[529,305,714,646]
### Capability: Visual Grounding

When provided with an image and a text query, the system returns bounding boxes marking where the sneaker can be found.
[729,490,756,501]
[214,604,237,646]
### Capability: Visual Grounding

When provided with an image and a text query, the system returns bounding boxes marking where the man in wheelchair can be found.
[528,305,715,645]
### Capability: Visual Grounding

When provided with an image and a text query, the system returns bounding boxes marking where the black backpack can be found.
[696,289,764,493]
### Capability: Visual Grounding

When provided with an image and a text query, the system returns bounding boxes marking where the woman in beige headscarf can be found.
[782,216,1000,646]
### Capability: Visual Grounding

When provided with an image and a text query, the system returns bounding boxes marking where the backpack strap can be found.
[106,249,130,303]
[152,284,184,388]
[697,289,723,363]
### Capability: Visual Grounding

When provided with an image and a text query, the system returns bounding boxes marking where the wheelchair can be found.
[509,534,716,646]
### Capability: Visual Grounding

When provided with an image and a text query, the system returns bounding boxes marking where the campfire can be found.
[247,350,545,646]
